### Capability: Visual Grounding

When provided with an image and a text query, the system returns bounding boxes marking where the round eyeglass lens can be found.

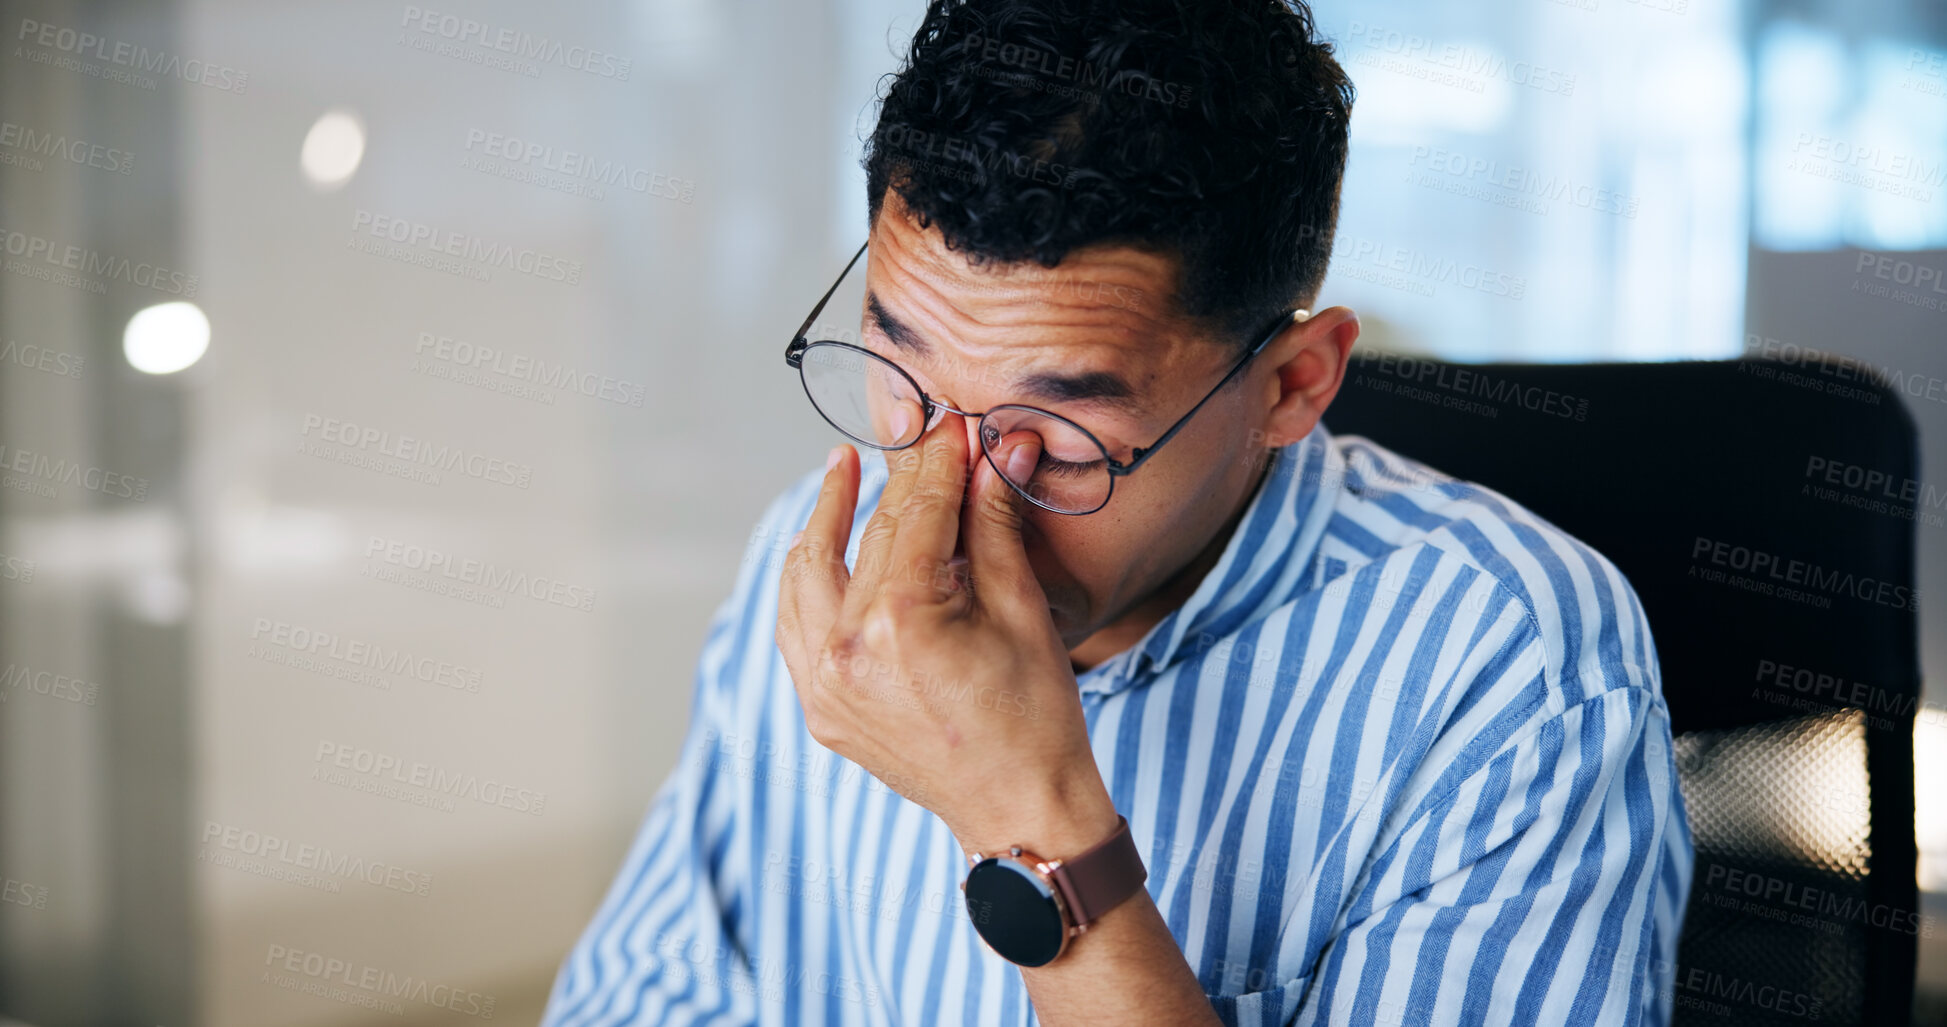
[979,406,1113,514]
[799,342,926,448]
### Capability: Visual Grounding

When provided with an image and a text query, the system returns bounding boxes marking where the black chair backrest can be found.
[1322,354,1920,1027]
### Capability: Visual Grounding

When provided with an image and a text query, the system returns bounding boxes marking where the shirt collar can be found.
[1077,421,1345,698]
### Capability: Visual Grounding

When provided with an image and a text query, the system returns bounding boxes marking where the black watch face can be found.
[964,857,1066,967]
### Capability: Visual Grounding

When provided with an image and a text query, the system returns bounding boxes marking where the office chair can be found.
[1322,354,1921,1027]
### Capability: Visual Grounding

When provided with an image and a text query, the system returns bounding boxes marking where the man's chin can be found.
[1029,576,1087,639]
[1047,604,1091,647]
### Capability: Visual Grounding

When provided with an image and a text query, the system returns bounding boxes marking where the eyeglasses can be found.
[784,240,1303,515]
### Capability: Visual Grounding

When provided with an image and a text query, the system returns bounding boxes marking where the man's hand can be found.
[774,401,1223,1027]
[774,400,1118,858]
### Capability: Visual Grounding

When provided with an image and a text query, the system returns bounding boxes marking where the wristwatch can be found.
[960,815,1147,967]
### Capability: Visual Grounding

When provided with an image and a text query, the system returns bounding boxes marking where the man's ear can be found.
[1257,306,1359,449]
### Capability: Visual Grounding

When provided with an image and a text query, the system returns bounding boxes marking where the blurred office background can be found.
[0,0,1942,1023]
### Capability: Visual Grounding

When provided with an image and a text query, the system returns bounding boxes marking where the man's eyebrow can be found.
[866,291,929,357]
[864,288,1146,414]
[1014,368,1141,412]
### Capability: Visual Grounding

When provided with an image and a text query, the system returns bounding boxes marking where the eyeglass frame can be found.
[784,239,1306,515]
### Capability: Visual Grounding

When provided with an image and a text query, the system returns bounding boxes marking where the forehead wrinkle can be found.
[872,215,1179,337]
[865,220,1215,423]
[862,311,1150,418]
[866,279,1157,417]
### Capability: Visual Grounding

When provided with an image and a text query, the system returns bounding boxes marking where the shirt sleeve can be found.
[541,473,820,1027]
[1291,679,1687,1027]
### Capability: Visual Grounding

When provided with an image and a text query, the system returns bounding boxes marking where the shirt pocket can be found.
[1206,970,1308,1027]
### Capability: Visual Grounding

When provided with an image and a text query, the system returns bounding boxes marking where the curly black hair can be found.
[863,0,1354,350]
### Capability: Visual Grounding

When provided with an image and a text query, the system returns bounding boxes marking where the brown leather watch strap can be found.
[1047,815,1146,930]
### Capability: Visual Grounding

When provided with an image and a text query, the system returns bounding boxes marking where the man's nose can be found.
[962,415,985,468]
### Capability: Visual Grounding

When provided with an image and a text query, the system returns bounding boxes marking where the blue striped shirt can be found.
[543,422,1693,1026]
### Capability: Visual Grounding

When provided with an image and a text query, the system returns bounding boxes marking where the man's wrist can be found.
[956,772,1121,865]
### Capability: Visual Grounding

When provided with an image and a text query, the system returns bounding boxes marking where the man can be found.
[543,0,1691,1023]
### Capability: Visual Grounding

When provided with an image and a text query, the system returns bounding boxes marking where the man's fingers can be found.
[779,444,859,673]
[885,410,971,601]
[849,397,925,596]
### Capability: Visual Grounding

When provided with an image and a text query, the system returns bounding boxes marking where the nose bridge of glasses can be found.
[919,399,992,458]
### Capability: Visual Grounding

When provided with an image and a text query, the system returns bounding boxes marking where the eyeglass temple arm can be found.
[786,241,870,366]
[1112,309,1302,476]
